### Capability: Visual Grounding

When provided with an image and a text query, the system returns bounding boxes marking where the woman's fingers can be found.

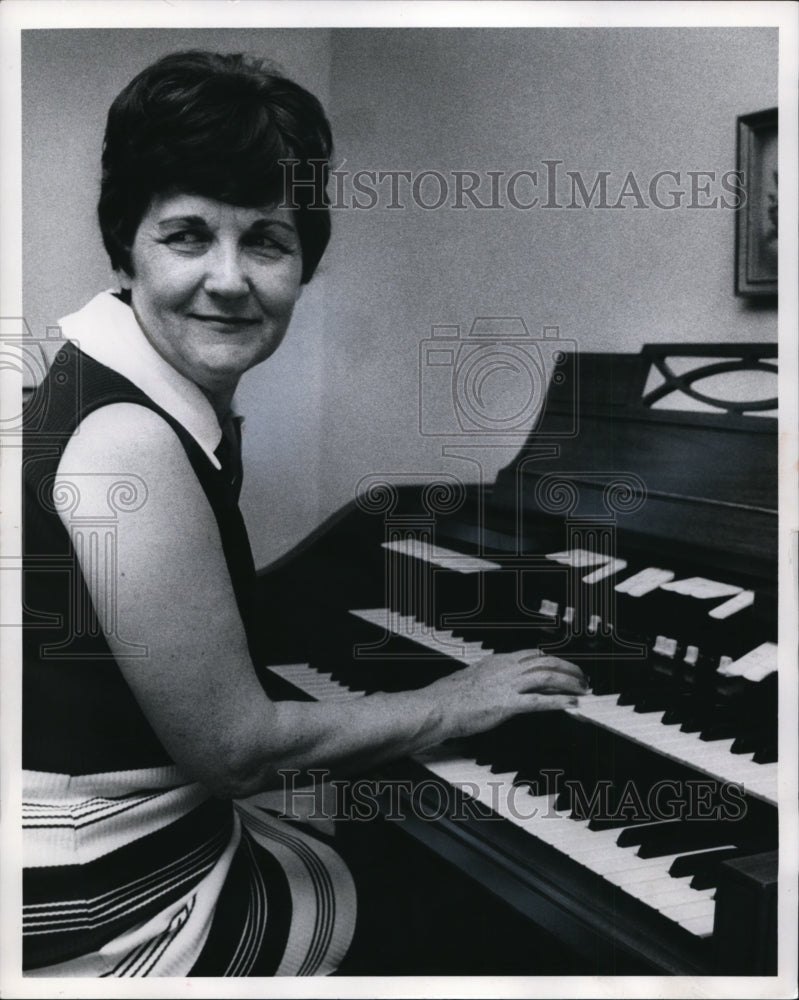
[485,649,587,689]
[523,661,587,687]
[522,693,582,712]
[520,670,587,695]
[521,654,585,679]
[438,648,589,734]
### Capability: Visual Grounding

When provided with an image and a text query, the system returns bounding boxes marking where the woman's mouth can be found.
[190,313,261,327]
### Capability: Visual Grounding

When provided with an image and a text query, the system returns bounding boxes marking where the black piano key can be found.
[616,819,729,857]
[465,711,580,796]
[587,665,626,696]
[587,814,654,831]
[690,676,776,745]
[676,699,724,733]
[731,726,773,755]
[752,743,778,764]
[688,841,774,890]
[661,691,703,726]
[625,819,747,859]
[420,566,572,653]
[699,721,741,742]
[335,652,459,692]
[617,821,669,848]
[485,625,559,654]
[555,724,692,826]
[617,687,648,707]
[308,615,462,693]
[689,870,725,891]
[668,846,743,879]
[632,689,680,714]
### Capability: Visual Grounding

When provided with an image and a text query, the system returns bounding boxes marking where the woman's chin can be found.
[192,353,269,393]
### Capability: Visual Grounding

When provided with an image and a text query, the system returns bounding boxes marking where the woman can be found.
[22,50,586,977]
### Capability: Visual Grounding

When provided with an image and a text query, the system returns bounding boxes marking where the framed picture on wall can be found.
[735,107,778,298]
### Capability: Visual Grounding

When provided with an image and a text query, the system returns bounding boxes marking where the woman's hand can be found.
[428,649,588,740]
[55,403,589,795]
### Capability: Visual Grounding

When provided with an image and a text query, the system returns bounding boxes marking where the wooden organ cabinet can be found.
[253,340,779,975]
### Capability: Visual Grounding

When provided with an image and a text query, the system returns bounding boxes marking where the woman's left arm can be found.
[56,403,585,798]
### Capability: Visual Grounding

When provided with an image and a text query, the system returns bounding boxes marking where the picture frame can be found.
[735,107,778,298]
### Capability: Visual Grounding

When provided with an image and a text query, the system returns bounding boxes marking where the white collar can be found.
[59,290,232,470]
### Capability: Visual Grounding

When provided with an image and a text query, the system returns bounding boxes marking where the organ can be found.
[253,341,779,975]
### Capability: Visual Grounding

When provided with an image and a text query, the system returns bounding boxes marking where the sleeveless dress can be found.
[22,292,356,976]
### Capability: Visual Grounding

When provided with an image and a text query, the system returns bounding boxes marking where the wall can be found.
[319,28,778,563]
[22,28,778,568]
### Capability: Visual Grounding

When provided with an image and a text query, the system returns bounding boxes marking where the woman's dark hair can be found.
[98,50,332,284]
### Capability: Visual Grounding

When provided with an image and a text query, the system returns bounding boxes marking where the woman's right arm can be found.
[55,404,586,799]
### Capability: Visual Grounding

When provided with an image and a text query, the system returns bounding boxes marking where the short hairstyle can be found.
[97,50,333,284]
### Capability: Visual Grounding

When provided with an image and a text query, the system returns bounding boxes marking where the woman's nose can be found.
[203,245,250,298]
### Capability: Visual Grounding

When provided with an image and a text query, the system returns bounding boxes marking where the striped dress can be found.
[22,298,355,976]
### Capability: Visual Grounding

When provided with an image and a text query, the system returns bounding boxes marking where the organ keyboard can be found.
[254,343,779,975]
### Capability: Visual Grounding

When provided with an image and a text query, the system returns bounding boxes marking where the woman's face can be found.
[124,191,304,401]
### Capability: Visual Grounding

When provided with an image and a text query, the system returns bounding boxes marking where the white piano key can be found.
[350,607,387,627]
[363,609,778,807]
[653,635,678,658]
[676,913,716,937]
[546,548,608,568]
[614,567,675,596]
[349,608,482,662]
[572,694,777,805]
[586,851,676,879]
[627,878,714,905]
[603,856,689,887]
[582,558,628,584]
[569,843,668,874]
[381,539,501,573]
[417,751,498,788]
[274,616,770,943]
[518,820,717,931]
[660,577,743,599]
[661,898,718,920]
[536,824,620,857]
[571,692,620,709]
[473,775,526,815]
[473,787,717,931]
[266,664,366,700]
[633,893,715,932]
[502,813,578,850]
[628,876,709,911]
[708,589,755,620]
[555,823,624,849]
[504,793,566,831]
[717,641,777,682]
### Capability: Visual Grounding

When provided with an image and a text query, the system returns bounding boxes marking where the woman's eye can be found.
[163,230,209,250]
[246,234,296,258]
